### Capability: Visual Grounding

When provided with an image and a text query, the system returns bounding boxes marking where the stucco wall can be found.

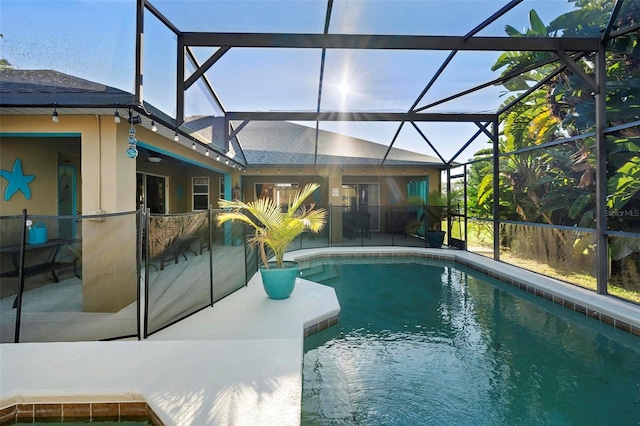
[0,115,138,312]
[0,136,81,217]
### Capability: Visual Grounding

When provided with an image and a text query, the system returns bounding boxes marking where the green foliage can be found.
[217,183,327,268]
[471,0,640,235]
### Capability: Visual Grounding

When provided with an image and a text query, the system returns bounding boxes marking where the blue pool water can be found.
[300,258,640,425]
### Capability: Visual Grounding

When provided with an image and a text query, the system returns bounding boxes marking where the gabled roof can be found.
[233,121,441,167]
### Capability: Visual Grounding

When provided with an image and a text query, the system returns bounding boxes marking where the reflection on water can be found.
[302,261,640,425]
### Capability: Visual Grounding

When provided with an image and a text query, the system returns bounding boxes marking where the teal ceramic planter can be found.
[425,231,446,248]
[259,261,298,299]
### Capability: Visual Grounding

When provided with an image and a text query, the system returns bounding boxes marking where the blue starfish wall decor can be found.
[0,158,36,201]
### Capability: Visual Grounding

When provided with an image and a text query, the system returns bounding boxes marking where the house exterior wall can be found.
[135,126,228,212]
[0,114,234,312]
[0,135,81,217]
[240,174,330,205]
[240,167,441,207]
[239,166,442,242]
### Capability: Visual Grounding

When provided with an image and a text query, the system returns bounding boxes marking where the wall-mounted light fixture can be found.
[52,103,59,123]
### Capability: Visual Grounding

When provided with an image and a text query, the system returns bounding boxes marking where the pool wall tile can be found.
[147,406,165,426]
[601,314,615,326]
[0,401,165,425]
[63,403,91,421]
[614,320,630,333]
[586,308,600,320]
[304,314,339,338]
[0,406,15,426]
[16,404,33,422]
[120,402,148,420]
[33,403,62,422]
[92,402,119,419]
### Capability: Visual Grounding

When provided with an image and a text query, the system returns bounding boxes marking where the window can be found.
[255,183,299,206]
[193,177,209,210]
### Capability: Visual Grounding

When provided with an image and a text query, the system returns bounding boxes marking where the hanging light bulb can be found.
[206,149,209,157]
[225,158,229,165]
[114,104,121,124]
[151,116,157,132]
[174,131,179,142]
[192,141,196,150]
[52,103,59,123]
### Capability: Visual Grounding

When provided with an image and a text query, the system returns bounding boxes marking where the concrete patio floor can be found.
[0,260,340,425]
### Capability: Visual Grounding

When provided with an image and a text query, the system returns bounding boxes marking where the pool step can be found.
[302,347,355,423]
[299,263,339,283]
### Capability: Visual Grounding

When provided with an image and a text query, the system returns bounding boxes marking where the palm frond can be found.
[217,182,326,268]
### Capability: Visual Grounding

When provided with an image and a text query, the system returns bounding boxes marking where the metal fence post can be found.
[209,206,214,306]
[143,208,150,339]
[13,209,28,343]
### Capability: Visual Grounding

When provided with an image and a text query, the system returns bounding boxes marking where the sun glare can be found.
[338,81,351,97]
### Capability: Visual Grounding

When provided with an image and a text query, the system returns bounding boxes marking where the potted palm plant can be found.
[405,192,454,248]
[217,183,327,299]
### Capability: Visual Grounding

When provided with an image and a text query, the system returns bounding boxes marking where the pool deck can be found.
[0,260,340,425]
[1,247,639,425]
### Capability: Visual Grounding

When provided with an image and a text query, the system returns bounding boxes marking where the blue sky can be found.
[1,0,578,163]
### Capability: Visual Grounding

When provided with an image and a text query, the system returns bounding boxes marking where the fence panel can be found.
[145,211,211,336]
[1,211,139,343]
[211,213,249,303]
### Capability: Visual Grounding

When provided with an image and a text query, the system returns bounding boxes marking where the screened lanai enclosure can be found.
[1,0,639,342]
[131,0,638,302]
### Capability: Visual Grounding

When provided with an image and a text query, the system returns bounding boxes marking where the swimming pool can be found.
[300,257,640,425]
